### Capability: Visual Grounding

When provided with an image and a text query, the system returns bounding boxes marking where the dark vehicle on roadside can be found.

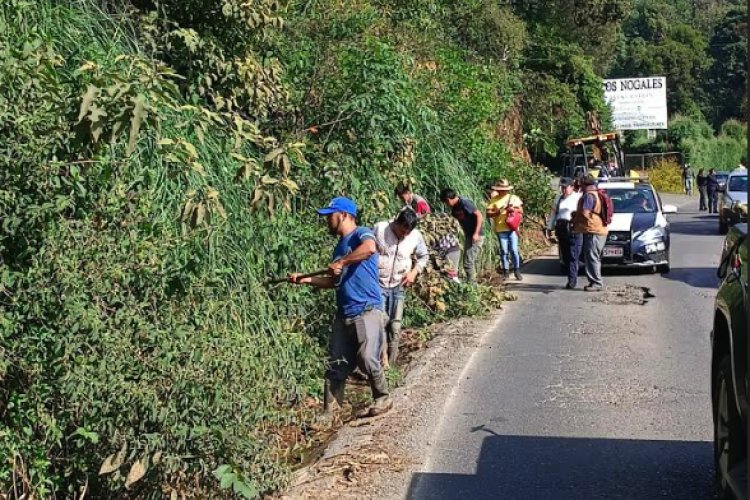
[719,168,748,234]
[711,222,747,499]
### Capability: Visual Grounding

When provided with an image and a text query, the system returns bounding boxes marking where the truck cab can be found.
[561,132,626,180]
[712,222,748,499]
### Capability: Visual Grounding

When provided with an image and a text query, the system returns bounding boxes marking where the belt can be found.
[555,219,572,226]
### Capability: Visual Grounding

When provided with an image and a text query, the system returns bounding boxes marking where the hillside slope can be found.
[0,0,622,497]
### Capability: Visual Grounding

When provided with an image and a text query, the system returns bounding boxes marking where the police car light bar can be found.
[599,176,651,183]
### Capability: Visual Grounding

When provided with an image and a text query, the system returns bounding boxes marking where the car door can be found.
[726,235,748,415]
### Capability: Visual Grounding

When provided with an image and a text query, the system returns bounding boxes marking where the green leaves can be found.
[213,465,258,499]
[74,55,181,153]
[72,427,99,444]
[2,0,561,499]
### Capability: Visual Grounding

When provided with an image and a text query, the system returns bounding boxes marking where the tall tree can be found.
[703,8,748,125]
[513,0,632,73]
[611,1,711,117]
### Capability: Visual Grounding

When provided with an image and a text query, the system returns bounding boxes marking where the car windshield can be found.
[604,187,658,213]
[728,175,747,192]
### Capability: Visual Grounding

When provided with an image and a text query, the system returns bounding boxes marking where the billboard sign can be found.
[603,77,668,130]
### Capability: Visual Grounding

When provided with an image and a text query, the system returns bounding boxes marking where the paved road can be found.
[408,194,724,499]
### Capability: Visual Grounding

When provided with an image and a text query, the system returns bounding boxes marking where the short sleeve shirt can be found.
[486,194,522,233]
[582,191,597,211]
[409,194,431,216]
[451,197,483,237]
[333,227,383,318]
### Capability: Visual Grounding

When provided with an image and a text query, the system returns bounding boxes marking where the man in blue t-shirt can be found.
[288,197,391,418]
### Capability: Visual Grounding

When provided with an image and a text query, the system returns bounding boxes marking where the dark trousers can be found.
[555,222,572,270]
[556,222,583,286]
[698,186,707,210]
[708,189,718,213]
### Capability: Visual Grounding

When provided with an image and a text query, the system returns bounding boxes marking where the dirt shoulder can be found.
[279,228,550,500]
[279,311,505,500]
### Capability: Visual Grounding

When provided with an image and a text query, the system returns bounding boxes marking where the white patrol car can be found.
[598,179,677,273]
[718,167,748,234]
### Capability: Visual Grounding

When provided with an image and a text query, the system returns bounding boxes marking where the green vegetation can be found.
[647,159,684,193]
[612,0,746,125]
[626,115,747,170]
[612,0,747,167]
[1,0,745,497]
[0,0,559,497]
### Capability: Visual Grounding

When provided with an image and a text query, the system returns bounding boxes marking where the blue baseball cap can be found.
[316,197,357,217]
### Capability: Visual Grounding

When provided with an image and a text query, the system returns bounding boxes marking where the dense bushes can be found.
[625,114,747,171]
[1,3,324,497]
[1,0,557,497]
[647,160,684,193]
[669,115,747,169]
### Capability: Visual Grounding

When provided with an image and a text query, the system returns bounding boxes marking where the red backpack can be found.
[597,189,614,226]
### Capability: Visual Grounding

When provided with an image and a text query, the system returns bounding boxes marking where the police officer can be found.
[547,177,583,289]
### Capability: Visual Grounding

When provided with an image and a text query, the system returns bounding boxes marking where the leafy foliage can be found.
[0,0,558,498]
[665,114,747,169]
[647,159,684,193]
[704,8,748,126]
[613,0,746,125]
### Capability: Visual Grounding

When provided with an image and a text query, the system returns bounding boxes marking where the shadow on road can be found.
[408,434,713,500]
[662,267,719,289]
[521,256,655,279]
[504,283,562,294]
[519,256,561,277]
[669,217,720,237]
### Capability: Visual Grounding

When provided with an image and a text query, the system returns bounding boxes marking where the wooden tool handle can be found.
[263,268,329,286]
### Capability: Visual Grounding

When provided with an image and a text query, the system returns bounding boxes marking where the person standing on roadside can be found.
[696,168,708,211]
[439,188,484,284]
[682,164,694,196]
[547,177,583,289]
[486,180,523,281]
[395,183,431,217]
[373,208,429,366]
[707,168,720,214]
[287,197,391,418]
[571,176,608,291]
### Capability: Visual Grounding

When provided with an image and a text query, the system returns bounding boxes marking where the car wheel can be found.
[656,261,670,274]
[713,357,745,499]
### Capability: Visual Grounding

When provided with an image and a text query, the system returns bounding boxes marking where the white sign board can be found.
[603,77,668,130]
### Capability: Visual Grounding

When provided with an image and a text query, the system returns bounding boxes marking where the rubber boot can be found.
[323,378,345,413]
[514,268,523,281]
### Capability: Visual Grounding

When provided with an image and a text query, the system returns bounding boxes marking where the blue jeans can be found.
[497,231,520,270]
[382,287,405,363]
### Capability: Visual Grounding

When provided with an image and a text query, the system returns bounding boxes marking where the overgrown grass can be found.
[0,0,553,498]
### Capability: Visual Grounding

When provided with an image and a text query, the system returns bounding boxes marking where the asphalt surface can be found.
[408,194,724,499]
